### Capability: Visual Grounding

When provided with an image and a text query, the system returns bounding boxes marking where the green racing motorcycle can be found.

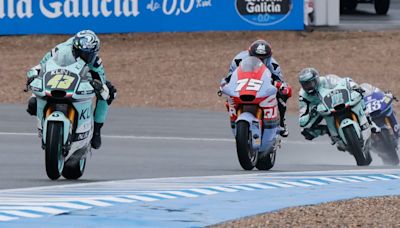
[28,57,96,180]
[313,76,373,166]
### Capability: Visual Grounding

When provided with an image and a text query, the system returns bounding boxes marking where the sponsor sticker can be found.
[235,0,292,26]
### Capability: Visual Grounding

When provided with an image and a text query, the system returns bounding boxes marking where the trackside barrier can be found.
[0,0,304,35]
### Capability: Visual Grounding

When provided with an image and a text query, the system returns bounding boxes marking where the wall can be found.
[0,0,304,35]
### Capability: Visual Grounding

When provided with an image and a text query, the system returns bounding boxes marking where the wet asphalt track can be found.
[0,104,398,190]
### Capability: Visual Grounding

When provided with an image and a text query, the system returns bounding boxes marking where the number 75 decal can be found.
[235,79,264,92]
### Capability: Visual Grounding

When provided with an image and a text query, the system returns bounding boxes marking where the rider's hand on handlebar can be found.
[24,77,35,92]
[274,81,292,97]
[217,86,223,97]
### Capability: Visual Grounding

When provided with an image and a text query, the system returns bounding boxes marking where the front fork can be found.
[41,104,76,156]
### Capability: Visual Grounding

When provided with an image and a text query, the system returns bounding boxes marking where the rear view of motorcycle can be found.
[361,83,399,165]
[219,57,281,171]
[27,57,96,180]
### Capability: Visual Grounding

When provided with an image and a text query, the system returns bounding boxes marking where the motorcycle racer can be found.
[298,67,381,144]
[26,30,117,150]
[220,39,292,137]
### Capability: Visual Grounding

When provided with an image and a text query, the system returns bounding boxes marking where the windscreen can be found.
[52,48,76,67]
[239,56,264,73]
[360,83,378,96]
[325,74,342,89]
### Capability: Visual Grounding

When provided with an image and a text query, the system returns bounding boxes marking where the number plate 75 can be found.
[235,79,264,92]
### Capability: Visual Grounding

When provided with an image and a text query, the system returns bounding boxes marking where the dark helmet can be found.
[248,39,272,61]
[72,30,100,64]
[298,67,320,94]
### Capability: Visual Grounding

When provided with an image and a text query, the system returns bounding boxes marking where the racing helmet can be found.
[298,67,320,94]
[248,39,272,61]
[72,30,100,64]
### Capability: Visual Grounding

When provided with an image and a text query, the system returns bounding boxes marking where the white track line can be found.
[0,210,42,218]
[0,215,18,221]
[189,188,219,195]
[145,193,177,199]
[124,195,159,202]
[1,169,399,194]
[317,177,344,183]
[0,206,65,214]
[0,132,328,144]
[163,191,198,198]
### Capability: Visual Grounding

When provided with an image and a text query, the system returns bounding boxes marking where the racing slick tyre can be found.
[344,126,372,166]
[256,148,276,171]
[236,121,257,170]
[45,122,64,180]
[62,157,87,180]
[378,129,399,166]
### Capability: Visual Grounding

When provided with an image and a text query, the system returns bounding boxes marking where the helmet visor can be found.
[301,79,318,93]
[73,48,97,64]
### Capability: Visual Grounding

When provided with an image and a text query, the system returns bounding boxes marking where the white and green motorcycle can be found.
[28,57,95,180]
[315,76,372,166]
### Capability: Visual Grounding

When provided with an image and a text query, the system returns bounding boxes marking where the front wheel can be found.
[45,122,65,180]
[343,126,372,166]
[236,121,257,170]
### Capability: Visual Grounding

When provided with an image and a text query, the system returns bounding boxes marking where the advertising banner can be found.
[0,0,304,35]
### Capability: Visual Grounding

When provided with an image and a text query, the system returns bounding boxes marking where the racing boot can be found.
[26,96,37,116]
[280,121,289,138]
[367,116,381,133]
[277,95,289,137]
[91,122,103,149]
[370,120,381,133]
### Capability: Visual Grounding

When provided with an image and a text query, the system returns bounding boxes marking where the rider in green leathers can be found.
[298,68,380,144]
[26,30,117,150]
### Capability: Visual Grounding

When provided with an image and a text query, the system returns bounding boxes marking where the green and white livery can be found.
[29,48,96,180]
[300,75,373,166]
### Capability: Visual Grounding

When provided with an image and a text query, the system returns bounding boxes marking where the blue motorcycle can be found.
[361,83,399,165]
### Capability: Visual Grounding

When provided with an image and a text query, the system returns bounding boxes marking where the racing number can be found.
[366,100,381,113]
[47,75,75,89]
[264,106,278,120]
[235,79,263,92]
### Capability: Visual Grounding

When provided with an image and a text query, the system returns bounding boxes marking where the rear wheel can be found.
[377,129,399,165]
[256,148,276,171]
[45,122,65,180]
[236,121,257,170]
[343,126,372,166]
[375,0,390,15]
[62,157,87,180]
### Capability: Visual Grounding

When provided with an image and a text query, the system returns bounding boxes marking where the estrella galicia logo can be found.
[235,0,292,26]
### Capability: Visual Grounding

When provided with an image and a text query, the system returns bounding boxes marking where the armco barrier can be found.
[0,0,303,35]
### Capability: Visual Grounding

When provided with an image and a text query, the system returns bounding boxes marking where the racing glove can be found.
[274,81,292,97]
[106,80,117,105]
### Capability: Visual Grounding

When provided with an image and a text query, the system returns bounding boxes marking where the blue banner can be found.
[0,0,304,35]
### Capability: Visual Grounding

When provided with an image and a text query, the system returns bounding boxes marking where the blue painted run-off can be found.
[1,172,400,227]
